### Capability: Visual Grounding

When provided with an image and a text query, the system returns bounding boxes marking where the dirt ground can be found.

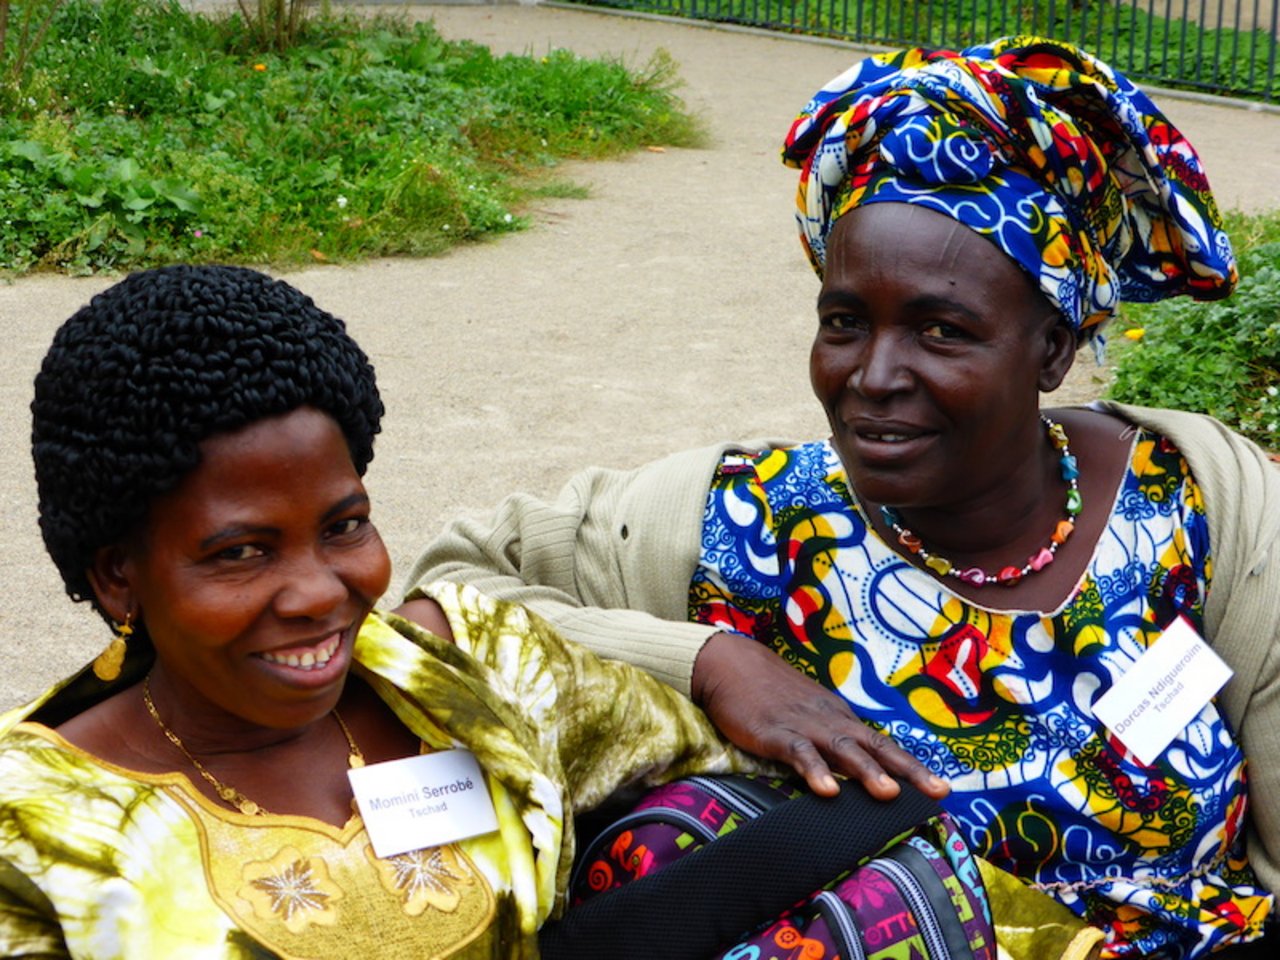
[4,3,1279,710]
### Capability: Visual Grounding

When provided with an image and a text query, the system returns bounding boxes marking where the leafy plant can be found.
[1,0,702,274]
[1108,215,1280,452]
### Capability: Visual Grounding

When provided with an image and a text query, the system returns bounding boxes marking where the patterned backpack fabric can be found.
[562,774,994,960]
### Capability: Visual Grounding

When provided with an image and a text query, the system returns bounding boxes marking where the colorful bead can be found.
[996,566,1023,586]
[925,555,953,576]
[1066,488,1083,515]
[878,415,1081,588]
[1029,547,1055,571]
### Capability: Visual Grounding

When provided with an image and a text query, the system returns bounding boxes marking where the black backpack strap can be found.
[539,779,942,960]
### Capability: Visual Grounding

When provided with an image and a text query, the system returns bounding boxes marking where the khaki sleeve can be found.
[401,455,729,696]
[1237,623,1280,897]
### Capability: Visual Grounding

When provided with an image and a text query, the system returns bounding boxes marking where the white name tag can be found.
[1092,616,1233,766]
[348,749,499,859]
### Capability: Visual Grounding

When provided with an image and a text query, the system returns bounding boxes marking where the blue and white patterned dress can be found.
[689,431,1270,958]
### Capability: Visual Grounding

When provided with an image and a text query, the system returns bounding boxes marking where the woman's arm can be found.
[401,582,764,812]
[403,447,947,802]
[402,460,721,694]
[393,591,947,801]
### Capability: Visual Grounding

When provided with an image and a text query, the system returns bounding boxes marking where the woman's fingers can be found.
[823,722,951,799]
[692,631,949,800]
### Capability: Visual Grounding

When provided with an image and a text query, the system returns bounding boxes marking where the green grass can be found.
[0,0,702,274]
[1107,209,1280,452]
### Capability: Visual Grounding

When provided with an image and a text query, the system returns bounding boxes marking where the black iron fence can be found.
[564,0,1279,100]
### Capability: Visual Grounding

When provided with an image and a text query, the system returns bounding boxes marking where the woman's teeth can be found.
[260,634,340,669]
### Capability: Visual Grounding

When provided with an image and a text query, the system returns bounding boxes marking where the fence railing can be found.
[564,0,1279,101]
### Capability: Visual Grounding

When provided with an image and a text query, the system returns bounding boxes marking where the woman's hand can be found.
[692,631,949,801]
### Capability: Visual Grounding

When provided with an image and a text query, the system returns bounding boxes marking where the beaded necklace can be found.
[879,414,1081,587]
[142,675,365,816]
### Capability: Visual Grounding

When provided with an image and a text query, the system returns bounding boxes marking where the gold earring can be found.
[93,613,133,682]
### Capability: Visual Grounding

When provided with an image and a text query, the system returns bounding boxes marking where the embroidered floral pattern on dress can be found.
[240,847,342,933]
[368,843,474,916]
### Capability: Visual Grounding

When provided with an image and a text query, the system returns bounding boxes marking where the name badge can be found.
[348,749,499,859]
[1092,616,1233,766]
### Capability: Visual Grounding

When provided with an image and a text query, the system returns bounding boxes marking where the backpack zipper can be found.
[866,855,953,960]
[685,775,771,819]
[813,890,868,960]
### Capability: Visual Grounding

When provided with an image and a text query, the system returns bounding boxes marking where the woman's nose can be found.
[273,551,347,619]
[847,333,911,397]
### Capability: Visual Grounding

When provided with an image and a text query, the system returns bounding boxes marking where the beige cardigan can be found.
[405,403,1280,894]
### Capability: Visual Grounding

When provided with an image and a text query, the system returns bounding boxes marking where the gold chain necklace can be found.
[142,675,364,817]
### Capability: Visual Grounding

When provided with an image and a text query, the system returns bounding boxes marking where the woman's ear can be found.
[86,544,137,625]
[1037,318,1078,394]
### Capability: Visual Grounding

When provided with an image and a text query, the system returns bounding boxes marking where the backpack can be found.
[541,774,994,960]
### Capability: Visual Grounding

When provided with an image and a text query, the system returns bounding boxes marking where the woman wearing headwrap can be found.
[405,38,1279,958]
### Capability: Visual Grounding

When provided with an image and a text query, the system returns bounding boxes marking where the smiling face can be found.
[90,406,391,738]
[811,203,1075,512]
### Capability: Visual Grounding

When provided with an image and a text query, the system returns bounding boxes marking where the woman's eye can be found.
[921,321,965,339]
[327,517,366,538]
[821,314,865,331]
[216,544,264,562]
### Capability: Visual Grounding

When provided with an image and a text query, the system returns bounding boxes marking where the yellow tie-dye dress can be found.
[0,581,750,959]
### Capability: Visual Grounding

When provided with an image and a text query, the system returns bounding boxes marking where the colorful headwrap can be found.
[782,36,1237,339]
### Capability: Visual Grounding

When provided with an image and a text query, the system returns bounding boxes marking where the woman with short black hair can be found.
[1,264,759,957]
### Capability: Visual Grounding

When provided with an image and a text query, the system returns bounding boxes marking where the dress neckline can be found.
[16,719,371,836]
[822,427,1141,619]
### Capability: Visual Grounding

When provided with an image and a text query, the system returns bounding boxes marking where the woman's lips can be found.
[847,423,937,462]
[257,632,342,671]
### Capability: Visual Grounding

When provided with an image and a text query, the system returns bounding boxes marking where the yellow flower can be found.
[1123,328,1146,341]
[253,63,267,72]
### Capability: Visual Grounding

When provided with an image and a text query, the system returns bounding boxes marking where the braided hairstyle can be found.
[31,265,383,617]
